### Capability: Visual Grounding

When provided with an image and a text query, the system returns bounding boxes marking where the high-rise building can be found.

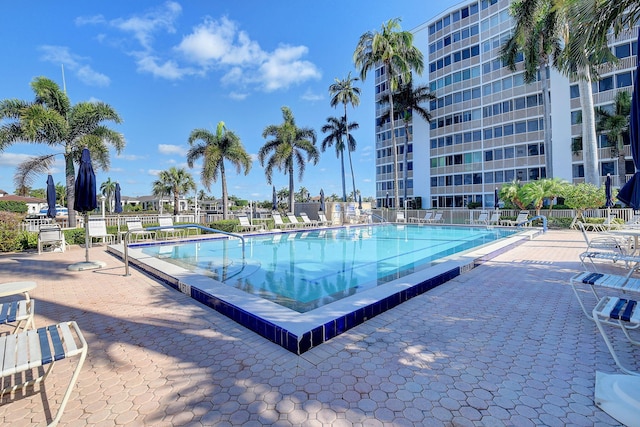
[373,0,638,209]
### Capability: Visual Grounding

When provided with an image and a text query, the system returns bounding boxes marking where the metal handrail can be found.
[123,224,245,276]
[369,212,388,223]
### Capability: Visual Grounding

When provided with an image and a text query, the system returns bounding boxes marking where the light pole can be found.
[100,195,106,218]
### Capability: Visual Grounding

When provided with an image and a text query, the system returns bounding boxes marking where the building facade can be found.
[373,0,638,209]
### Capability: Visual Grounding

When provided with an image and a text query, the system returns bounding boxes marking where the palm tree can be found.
[568,0,640,48]
[55,182,65,206]
[596,91,631,188]
[329,72,361,200]
[187,121,252,220]
[379,80,434,203]
[100,177,117,213]
[501,0,563,179]
[499,181,528,210]
[259,106,319,213]
[152,167,196,216]
[354,18,424,209]
[321,116,359,202]
[0,76,124,227]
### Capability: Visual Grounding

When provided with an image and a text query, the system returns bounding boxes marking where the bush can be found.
[207,220,240,233]
[0,212,27,252]
[0,201,28,214]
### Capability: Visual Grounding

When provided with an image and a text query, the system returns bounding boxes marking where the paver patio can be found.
[0,229,636,426]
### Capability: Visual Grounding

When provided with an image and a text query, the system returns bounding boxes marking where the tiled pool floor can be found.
[0,230,634,426]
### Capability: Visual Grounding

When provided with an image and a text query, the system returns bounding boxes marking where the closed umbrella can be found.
[494,188,500,210]
[114,182,123,235]
[605,174,614,208]
[358,194,362,210]
[617,29,640,208]
[272,186,277,211]
[46,174,57,219]
[319,188,325,212]
[69,148,104,271]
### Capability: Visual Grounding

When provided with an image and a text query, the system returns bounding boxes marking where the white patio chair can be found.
[467,211,489,225]
[88,219,115,246]
[125,219,156,242]
[286,213,306,228]
[395,211,406,223]
[272,212,296,230]
[237,214,264,232]
[410,211,432,223]
[488,212,501,226]
[500,210,530,227]
[299,212,318,227]
[318,212,332,226]
[37,224,67,254]
[158,216,183,239]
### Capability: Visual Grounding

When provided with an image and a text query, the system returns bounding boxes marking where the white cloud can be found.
[158,144,187,156]
[75,15,106,26]
[117,153,145,161]
[148,169,163,176]
[39,45,110,87]
[0,152,35,167]
[301,89,324,102]
[258,45,321,91]
[228,91,249,101]
[109,1,181,50]
[135,54,194,80]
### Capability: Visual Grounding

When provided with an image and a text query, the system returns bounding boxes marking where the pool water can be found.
[141,225,517,313]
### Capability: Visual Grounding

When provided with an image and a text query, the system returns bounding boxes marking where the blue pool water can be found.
[141,225,517,313]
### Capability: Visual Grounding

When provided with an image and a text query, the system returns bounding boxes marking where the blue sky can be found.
[0,0,462,201]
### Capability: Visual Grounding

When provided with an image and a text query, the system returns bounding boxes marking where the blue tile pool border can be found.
[108,226,539,355]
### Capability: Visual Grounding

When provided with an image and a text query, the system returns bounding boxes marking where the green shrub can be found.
[207,220,239,233]
[0,212,27,252]
[0,201,28,213]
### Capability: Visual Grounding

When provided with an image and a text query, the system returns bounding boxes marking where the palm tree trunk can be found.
[340,148,347,202]
[221,164,228,220]
[403,120,409,204]
[64,153,77,228]
[541,65,553,178]
[344,106,357,201]
[173,188,179,216]
[618,135,626,188]
[289,163,295,213]
[579,67,599,186]
[388,90,399,209]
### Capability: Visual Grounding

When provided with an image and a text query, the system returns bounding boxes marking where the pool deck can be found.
[0,229,636,426]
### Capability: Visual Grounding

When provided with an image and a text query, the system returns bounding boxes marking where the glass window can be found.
[454,174,463,185]
[570,85,580,98]
[464,173,472,184]
[515,97,526,110]
[513,73,524,86]
[516,145,527,157]
[601,161,615,176]
[526,95,538,107]
[453,51,461,62]
[461,6,469,18]
[470,3,478,15]
[472,87,481,98]
[617,72,632,88]
[504,146,515,158]
[483,62,491,74]
[527,119,539,132]
[452,11,460,22]
[455,134,463,144]
[571,111,582,125]
[495,170,504,183]
[529,168,540,181]
[505,169,515,181]
[485,172,494,183]
[528,144,539,156]
[502,77,512,90]
[473,173,482,184]
[504,124,514,136]
[444,55,452,67]
[615,43,631,58]
[485,150,493,161]
[493,104,501,115]
[599,76,614,92]
[471,45,479,57]
[494,148,503,160]
[494,126,503,138]
[454,154,463,164]
[572,164,584,178]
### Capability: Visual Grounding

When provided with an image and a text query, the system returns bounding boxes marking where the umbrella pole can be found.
[84,212,90,262]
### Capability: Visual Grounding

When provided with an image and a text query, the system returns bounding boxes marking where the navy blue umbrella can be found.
[74,148,97,263]
[494,188,499,209]
[605,174,614,208]
[272,186,277,211]
[617,29,640,208]
[46,174,57,219]
[114,183,123,214]
[319,189,325,212]
[386,192,390,209]
[358,194,362,210]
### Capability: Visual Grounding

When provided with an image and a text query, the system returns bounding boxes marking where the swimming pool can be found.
[110,224,537,354]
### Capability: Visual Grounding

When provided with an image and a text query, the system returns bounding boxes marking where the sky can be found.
[0,0,463,202]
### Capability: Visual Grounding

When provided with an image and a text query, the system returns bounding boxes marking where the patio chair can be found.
[158,216,183,239]
[410,211,432,223]
[286,213,306,228]
[500,210,530,227]
[467,211,489,225]
[576,222,630,271]
[237,214,265,232]
[88,218,115,246]
[318,212,332,226]
[0,321,88,427]
[125,219,156,242]
[395,211,407,223]
[0,292,35,333]
[272,212,296,230]
[37,224,68,254]
[299,212,318,227]
[427,211,444,224]
[488,211,501,226]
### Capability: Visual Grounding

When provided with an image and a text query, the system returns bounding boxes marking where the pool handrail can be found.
[369,212,388,223]
[122,224,246,276]
[518,215,547,232]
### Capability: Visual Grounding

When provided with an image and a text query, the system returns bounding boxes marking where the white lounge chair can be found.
[0,289,35,333]
[299,212,318,227]
[286,213,306,228]
[488,212,501,226]
[428,212,444,224]
[500,210,529,227]
[88,219,115,246]
[318,212,332,226]
[37,224,67,254]
[272,212,295,230]
[0,321,88,427]
[158,216,183,239]
[395,211,406,223]
[237,214,264,232]
[125,219,155,242]
[467,211,489,225]
[410,211,432,223]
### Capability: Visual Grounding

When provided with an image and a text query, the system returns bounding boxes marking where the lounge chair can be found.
[318,212,332,226]
[272,212,295,230]
[500,210,530,227]
[467,211,489,225]
[37,224,67,254]
[576,221,630,270]
[0,287,35,333]
[88,219,115,246]
[395,211,407,223]
[488,212,501,226]
[299,212,318,227]
[410,211,432,223]
[125,219,156,242]
[237,214,265,232]
[0,321,88,427]
[158,216,183,239]
[286,213,306,228]
[428,212,444,224]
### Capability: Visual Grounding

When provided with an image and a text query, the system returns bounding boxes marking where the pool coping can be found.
[107,225,541,354]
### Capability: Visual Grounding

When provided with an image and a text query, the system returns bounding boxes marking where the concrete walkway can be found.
[0,229,636,426]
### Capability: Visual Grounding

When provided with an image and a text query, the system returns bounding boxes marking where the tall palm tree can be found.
[329,72,361,200]
[152,167,196,216]
[55,182,66,206]
[321,116,359,202]
[187,121,252,220]
[501,0,563,179]
[354,18,424,209]
[567,0,640,48]
[380,80,434,203]
[100,177,117,213]
[0,76,124,227]
[259,106,319,213]
[596,91,631,188]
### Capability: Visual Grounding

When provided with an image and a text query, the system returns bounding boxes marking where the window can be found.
[571,111,582,125]
[504,147,515,158]
[529,168,540,180]
[570,85,580,99]
[528,144,539,156]
[572,164,584,178]
[484,129,493,140]
[599,76,614,92]
[526,95,538,107]
[473,173,482,184]
[516,146,527,157]
[515,121,527,134]
[615,43,631,58]
[515,97,526,110]
[495,170,504,183]
[504,124,514,136]
[527,119,539,132]
[485,150,493,161]
[617,72,632,88]
[494,148,503,160]
[454,175,463,185]
[601,161,615,176]
[505,170,515,181]
[484,172,494,183]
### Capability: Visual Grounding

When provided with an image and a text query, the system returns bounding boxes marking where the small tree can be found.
[561,182,606,228]
[499,181,527,210]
